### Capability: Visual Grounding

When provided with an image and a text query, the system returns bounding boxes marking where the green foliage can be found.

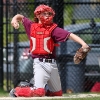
[64,4,74,25]
[26,0,35,19]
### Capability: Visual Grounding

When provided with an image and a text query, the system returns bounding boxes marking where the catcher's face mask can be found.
[34,4,55,25]
[39,11,54,25]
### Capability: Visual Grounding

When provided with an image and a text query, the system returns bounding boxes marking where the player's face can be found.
[38,11,54,25]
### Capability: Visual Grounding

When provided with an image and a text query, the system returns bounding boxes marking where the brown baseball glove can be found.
[74,46,91,64]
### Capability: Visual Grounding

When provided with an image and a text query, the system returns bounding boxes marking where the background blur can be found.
[0,0,100,94]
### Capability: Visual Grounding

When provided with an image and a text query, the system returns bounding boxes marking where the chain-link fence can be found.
[2,0,100,93]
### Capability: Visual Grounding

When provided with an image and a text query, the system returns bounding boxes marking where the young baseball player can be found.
[10,4,89,97]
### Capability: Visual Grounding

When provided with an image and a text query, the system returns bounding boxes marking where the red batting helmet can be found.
[34,4,55,17]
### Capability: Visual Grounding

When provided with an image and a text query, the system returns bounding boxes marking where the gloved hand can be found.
[74,46,91,64]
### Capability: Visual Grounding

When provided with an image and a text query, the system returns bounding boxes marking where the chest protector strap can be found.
[30,23,57,55]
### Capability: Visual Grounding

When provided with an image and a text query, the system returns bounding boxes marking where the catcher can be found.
[10,4,90,97]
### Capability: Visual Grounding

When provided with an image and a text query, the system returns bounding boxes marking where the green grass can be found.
[0,88,9,97]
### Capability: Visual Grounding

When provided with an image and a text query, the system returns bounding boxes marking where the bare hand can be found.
[11,20,19,29]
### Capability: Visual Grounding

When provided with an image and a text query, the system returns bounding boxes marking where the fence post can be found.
[52,0,65,92]
[52,0,64,28]
[0,0,3,89]
[34,0,52,8]
[13,0,19,87]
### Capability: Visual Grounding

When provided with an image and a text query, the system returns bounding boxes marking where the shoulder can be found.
[52,27,71,42]
[53,27,71,34]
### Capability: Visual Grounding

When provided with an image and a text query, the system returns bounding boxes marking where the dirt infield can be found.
[0,93,100,100]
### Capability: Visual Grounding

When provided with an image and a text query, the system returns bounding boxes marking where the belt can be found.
[39,58,56,63]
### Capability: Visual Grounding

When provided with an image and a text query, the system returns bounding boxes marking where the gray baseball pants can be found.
[33,58,62,92]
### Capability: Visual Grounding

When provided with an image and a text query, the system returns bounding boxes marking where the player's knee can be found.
[14,87,33,97]
[11,87,45,97]
[46,90,62,96]
[32,88,45,97]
